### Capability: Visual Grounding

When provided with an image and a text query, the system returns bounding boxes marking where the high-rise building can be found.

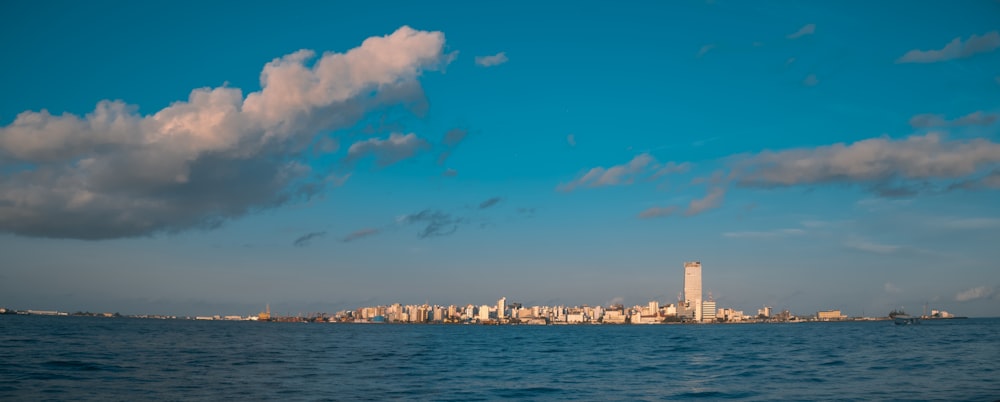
[684,261,703,322]
[478,305,491,322]
[497,297,506,320]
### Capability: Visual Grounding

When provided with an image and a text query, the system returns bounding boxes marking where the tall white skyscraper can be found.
[684,261,703,322]
[497,297,506,320]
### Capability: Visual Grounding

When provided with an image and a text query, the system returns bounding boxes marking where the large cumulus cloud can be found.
[0,26,451,239]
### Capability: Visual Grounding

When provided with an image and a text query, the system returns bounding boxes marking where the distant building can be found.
[258,304,271,321]
[684,261,703,322]
[816,310,846,321]
[702,300,717,322]
[603,310,626,324]
[647,301,659,317]
[758,306,772,318]
[497,297,506,321]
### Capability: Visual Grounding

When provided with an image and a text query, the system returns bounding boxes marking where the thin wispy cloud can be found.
[437,128,468,165]
[400,209,465,238]
[567,134,576,147]
[844,238,900,254]
[722,228,805,239]
[341,228,379,243]
[935,217,1000,230]
[637,206,676,219]
[344,196,518,242]
[479,197,502,209]
[696,44,715,58]
[897,31,1000,63]
[855,198,913,212]
[475,52,508,67]
[909,111,998,128]
[802,73,819,87]
[884,282,902,294]
[787,24,815,39]
[686,187,726,216]
[559,154,687,192]
[0,26,451,240]
[947,169,1000,191]
[651,162,692,180]
[293,231,327,247]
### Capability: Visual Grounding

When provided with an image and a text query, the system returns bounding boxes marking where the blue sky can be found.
[1,1,999,317]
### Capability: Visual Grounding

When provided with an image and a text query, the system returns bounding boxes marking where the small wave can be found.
[673,390,757,398]
[491,386,563,398]
[42,360,123,372]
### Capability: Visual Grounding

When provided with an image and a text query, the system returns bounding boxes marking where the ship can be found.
[889,309,919,325]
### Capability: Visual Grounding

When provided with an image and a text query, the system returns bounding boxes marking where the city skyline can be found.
[1,2,999,318]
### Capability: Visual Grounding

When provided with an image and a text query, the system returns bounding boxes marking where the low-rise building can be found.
[816,310,846,321]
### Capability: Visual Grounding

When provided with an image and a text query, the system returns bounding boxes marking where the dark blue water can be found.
[1,316,998,401]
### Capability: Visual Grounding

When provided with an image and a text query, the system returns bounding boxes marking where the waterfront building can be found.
[684,261,703,322]
[664,303,677,316]
[816,310,846,321]
[646,301,659,316]
[758,306,772,318]
[702,300,717,322]
[497,297,506,321]
[478,305,491,322]
[603,310,626,324]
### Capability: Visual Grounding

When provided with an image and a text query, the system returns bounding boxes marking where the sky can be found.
[1,1,999,318]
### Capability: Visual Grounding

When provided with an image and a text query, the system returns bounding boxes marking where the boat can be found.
[889,309,919,325]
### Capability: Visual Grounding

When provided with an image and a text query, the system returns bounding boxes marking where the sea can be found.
[1,315,998,401]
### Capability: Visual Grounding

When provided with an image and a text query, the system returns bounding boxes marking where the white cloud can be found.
[567,134,576,147]
[558,154,656,191]
[897,31,1000,63]
[0,26,451,239]
[802,73,819,86]
[347,133,430,166]
[734,133,1000,195]
[955,286,995,302]
[884,282,902,294]
[787,24,816,39]
[475,52,508,67]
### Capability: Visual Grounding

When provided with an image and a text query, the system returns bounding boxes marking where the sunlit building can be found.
[702,300,717,322]
[816,310,846,321]
[684,261,703,322]
[497,297,506,321]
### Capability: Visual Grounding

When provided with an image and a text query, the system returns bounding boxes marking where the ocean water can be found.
[1,316,998,401]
